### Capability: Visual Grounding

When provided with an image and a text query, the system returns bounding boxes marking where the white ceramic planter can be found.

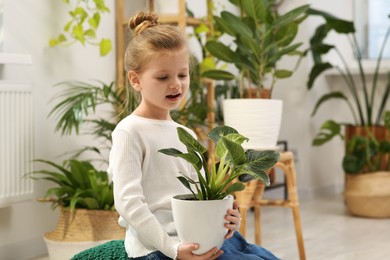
[153,0,179,14]
[171,194,234,254]
[223,99,283,150]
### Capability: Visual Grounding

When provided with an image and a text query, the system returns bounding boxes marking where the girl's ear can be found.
[128,71,142,92]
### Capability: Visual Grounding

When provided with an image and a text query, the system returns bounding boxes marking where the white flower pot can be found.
[171,194,234,254]
[223,99,283,150]
[153,0,179,14]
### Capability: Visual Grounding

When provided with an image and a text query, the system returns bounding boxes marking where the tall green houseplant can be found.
[306,9,390,146]
[203,0,309,98]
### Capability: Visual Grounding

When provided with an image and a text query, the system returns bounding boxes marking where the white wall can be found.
[0,0,388,259]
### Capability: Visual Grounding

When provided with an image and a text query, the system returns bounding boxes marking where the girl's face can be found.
[129,48,190,120]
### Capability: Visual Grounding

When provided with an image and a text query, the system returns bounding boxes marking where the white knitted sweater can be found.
[108,114,198,259]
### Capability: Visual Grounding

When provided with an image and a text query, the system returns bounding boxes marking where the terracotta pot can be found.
[344,171,390,218]
[344,125,390,172]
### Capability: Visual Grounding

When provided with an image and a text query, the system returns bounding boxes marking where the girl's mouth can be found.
[166,93,181,101]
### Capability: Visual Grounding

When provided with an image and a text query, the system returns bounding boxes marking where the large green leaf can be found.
[201,70,235,81]
[220,11,253,38]
[207,125,239,144]
[273,5,310,27]
[221,137,246,165]
[241,0,268,24]
[205,41,236,63]
[158,148,202,171]
[177,127,207,154]
[245,150,280,171]
[307,62,333,89]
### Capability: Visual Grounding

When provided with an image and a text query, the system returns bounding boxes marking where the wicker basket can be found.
[344,171,390,218]
[45,207,125,242]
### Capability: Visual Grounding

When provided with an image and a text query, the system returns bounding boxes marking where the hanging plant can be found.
[49,0,112,56]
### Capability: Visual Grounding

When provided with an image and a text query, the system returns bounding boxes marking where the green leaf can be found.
[312,120,342,146]
[241,0,268,23]
[220,11,253,38]
[100,38,112,56]
[205,41,236,63]
[225,182,245,194]
[208,125,239,144]
[311,92,348,116]
[84,29,96,38]
[201,70,235,81]
[245,150,280,171]
[72,24,85,44]
[158,148,202,171]
[275,69,293,79]
[214,15,236,36]
[177,127,207,154]
[49,38,58,47]
[307,62,333,89]
[221,137,246,165]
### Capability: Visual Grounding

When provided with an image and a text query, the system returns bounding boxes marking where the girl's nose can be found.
[169,78,181,89]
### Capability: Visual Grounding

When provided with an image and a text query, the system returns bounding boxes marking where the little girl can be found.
[108,11,279,260]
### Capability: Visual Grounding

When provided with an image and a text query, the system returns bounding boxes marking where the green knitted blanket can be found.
[71,240,128,260]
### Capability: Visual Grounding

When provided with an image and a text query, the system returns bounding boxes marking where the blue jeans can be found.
[130,232,279,260]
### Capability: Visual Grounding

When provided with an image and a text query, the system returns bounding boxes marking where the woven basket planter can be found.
[344,171,390,218]
[44,207,125,260]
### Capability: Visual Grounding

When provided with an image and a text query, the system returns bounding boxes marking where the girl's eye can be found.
[179,74,188,78]
[156,76,168,80]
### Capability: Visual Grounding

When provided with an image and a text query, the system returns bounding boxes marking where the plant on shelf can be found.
[306,10,390,146]
[159,125,280,200]
[49,0,112,56]
[202,0,309,98]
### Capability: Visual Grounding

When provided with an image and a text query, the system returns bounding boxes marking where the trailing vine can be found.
[49,0,112,56]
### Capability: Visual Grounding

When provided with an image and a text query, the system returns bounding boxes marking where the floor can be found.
[32,195,390,260]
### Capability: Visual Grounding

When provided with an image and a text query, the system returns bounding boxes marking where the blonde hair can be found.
[124,11,188,73]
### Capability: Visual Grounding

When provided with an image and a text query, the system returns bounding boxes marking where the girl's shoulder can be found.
[114,114,192,134]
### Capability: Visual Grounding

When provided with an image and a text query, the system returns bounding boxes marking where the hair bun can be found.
[128,11,159,35]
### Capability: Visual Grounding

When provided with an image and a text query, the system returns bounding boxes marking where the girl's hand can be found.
[224,200,241,239]
[177,244,223,259]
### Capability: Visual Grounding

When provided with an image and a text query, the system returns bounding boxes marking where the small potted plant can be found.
[159,125,280,254]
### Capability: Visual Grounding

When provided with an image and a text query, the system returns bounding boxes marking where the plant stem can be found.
[352,35,371,125]
[372,25,390,123]
[335,47,365,125]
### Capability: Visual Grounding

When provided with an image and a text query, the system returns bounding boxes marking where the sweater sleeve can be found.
[109,128,180,258]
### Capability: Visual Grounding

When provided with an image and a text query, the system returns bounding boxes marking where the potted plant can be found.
[27,81,130,259]
[343,111,390,218]
[201,0,309,149]
[306,9,390,147]
[158,125,280,254]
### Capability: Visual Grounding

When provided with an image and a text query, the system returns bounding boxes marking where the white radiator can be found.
[0,82,34,206]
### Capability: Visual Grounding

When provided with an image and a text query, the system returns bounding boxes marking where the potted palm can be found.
[159,125,280,254]
[28,81,131,259]
[202,0,309,149]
